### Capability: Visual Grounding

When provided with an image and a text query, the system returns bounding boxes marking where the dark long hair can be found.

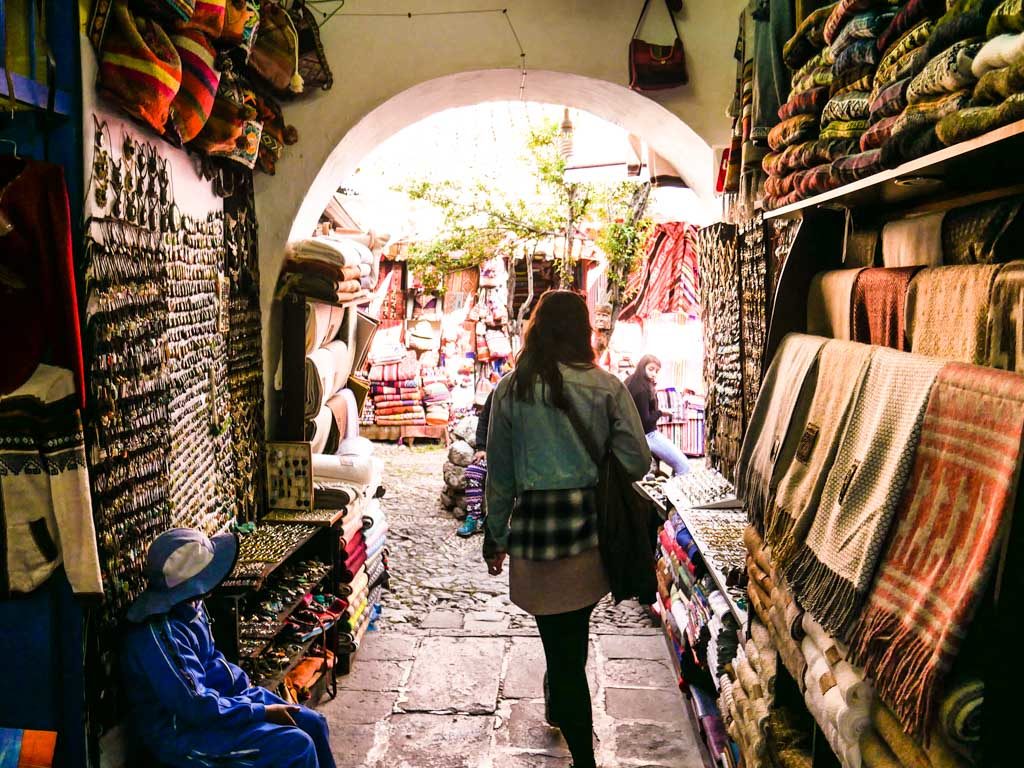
[626,354,662,398]
[512,290,595,410]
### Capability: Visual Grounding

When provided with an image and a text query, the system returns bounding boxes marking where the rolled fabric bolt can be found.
[309,404,334,454]
[803,613,850,662]
[835,660,873,708]
[737,657,764,700]
[860,728,900,768]
[839,703,872,744]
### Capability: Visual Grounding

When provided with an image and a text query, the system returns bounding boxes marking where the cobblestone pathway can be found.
[321,445,704,768]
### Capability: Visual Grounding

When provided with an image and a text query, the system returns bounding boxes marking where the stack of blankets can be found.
[362,498,389,595]
[421,368,452,426]
[280,237,375,304]
[368,353,425,426]
[936,0,1024,144]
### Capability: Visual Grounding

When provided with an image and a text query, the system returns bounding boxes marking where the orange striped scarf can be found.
[849,363,1024,738]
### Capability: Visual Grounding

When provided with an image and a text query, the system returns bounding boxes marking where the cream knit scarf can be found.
[783,347,943,640]
[736,334,826,533]
[767,340,875,563]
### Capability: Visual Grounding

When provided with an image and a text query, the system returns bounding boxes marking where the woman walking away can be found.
[625,354,691,476]
[484,290,651,768]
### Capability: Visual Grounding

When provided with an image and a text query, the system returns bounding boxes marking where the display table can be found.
[361,424,449,446]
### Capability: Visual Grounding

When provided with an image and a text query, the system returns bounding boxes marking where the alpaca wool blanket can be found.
[905,264,1002,362]
[859,114,899,149]
[986,261,1024,372]
[783,347,943,639]
[770,114,822,151]
[989,0,1024,36]
[779,85,833,121]
[785,4,837,69]
[850,266,922,349]
[736,334,826,531]
[907,39,982,105]
[877,0,946,55]
[926,0,1002,59]
[881,212,945,268]
[768,340,875,560]
[936,91,1024,144]
[828,148,885,185]
[849,363,1024,738]
[971,32,1024,77]
[807,268,865,339]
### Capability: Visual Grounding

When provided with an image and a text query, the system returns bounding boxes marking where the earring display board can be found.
[697,223,745,480]
[266,441,314,512]
[738,217,769,423]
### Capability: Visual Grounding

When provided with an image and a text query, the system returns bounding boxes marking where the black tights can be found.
[535,603,597,768]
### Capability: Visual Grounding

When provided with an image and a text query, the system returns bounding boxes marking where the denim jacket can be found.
[485,364,652,551]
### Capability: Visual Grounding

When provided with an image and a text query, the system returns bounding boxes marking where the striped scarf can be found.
[849,363,1024,738]
[784,348,943,639]
[736,334,825,533]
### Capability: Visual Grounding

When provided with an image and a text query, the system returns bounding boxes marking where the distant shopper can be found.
[457,389,493,537]
[625,354,691,476]
[121,528,336,768]
[484,291,651,768]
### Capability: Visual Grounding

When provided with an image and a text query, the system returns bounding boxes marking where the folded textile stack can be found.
[362,498,390,594]
[421,368,452,426]
[767,5,847,207]
[880,0,999,166]
[280,237,373,304]
[369,353,425,426]
[936,1,1024,144]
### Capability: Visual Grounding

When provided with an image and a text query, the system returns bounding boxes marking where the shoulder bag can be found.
[629,0,689,92]
[565,397,658,604]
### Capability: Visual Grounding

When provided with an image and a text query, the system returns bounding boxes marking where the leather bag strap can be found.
[632,0,682,42]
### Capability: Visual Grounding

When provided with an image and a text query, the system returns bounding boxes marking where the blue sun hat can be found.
[126,528,238,623]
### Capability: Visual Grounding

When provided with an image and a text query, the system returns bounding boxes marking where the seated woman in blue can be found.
[121,528,336,768]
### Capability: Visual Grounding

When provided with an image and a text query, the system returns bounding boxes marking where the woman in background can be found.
[484,290,651,768]
[625,354,691,476]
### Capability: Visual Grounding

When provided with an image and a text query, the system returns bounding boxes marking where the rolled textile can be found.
[834,72,875,98]
[313,452,383,485]
[989,0,1024,37]
[877,0,946,55]
[824,0,876,45]
[304,302,345,354]
[338,567,368,598]
[876,21,934,88]
[830,11,895,59]
[871,699,931,768]
[905,264,1002,362]
[783,348,944,640]
[935,91,1024,144]
[849,364,1024,738]
[868,78,911,122]
[362,499,386,531]
[859,728,901,768]
[769,602,809,687]
[939,677,983,759]
[986,261,1024,372]
[778,85,832,121]
[832,39,880,84]
[793,64,836,96]
[784,4,836,70]
[822,92,872,124]
[768,340,874,559]
[340,513,364,546]
[307,404,337,454]
[313,481,355,509]
[829,149,885,186]
[881,213,945,268]
[803,613,849,664]
[907,39,983,105]
[364,522,387,553]
[794,163,839,197]
[926,0,1003,60]
[820,118,869,140]
[326,391,350,442]
[880,123,946,168]
[748,580,774,625]
[972,53,1024,103]
[803,664,855,768]
[769,114,822,151]
[743,525,775,578]
[737,656,765,701]
[942,195,1024,265]
[875,45,931,97]
[844,221,880,268]
[972,32,1024,77]
[736,334,825,530]
[288,237,361,267]
[850,266,922,350]
[859,115,899,150]
[807,268,863,338]
[305,346,337,417]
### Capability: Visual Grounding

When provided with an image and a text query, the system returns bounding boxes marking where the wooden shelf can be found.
[764,120,1024,219]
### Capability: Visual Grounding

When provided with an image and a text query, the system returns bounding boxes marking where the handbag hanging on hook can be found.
[629,0,689,92]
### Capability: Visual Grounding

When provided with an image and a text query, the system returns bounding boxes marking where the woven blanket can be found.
[833,38,881,80]
[785,3,838,70]
[869,77,911,121]
[943,195,1024,266]
[881,91,969,167]
[822,91,872,124]
[779,86,832,121]
[807,268,864,339]
[850,266,921,349]
[877,21,934,85]
[905,264,1002,362]
[860,114,899,149]
[824,0,877,45]
[849,363,1024,738]
[305,343,340,417]
[986,261,1024,372]
[793,65,836,96]
[736,334,826,531]
[936,91,1024,144]
[926,0,1002,59]
[768,340,874,561]
[304,302,346,354]
[878,0,946,55]
[833,72,875,97]
[939,676,983,759]
[973,53,1024,103]
[907,39,982,105]
[820,118,869,140]
[859,729,902,768]
[881,212,944,268]
[783,347,943,639]
[766,174,800,199]
[769,114,822,151]
[972,32,1024,77]
[871,699,965,768]
[989,0,1024,36]
[828,148,885,186]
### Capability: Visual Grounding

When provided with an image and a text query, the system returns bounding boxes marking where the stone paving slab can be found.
[603,658,677,689]
[601,633,673,660]
[401,636,504,714]
[502,636,599,699]
[491,753,567,768]
[614,721,704,767]
[605,688,689,724]
[337,659,408,692]
[497,700,569,756]
[321,690,397,724]
[353,634,418,661]
[327,723,377,768]
[384,714,494,767]
[419,610,465,630]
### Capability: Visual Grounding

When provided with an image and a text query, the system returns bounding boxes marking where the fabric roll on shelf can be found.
[313,453,384,486]
[905,264,1002,362]
[304,302,346,354]
[881,213,945,268]
[807,269,865,339]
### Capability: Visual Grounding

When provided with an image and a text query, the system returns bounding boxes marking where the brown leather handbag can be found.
[629,0,689,92]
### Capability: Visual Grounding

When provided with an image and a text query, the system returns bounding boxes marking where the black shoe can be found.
[543,672,559,727]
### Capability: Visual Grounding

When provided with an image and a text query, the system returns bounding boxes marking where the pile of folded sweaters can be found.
[279,236,377,304]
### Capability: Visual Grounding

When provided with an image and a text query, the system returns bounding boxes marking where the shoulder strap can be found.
[633,0,682,41]
[564,399,605,469]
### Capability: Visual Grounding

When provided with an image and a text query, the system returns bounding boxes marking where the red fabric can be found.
[619,222,699,321]
[0,159,85,406]
[850,267,921,350]
[850,364,1024,737]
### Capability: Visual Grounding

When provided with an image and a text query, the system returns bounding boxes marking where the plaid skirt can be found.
[508,488,599,561]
